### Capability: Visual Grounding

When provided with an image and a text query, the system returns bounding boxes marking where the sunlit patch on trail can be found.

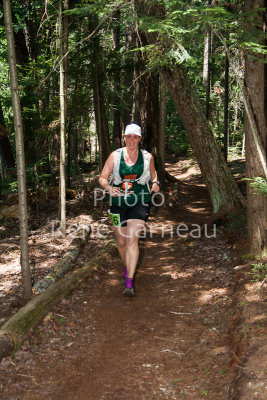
[198,288,228,304]
[106,279,119,287]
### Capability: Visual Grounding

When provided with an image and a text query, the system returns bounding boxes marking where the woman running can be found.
[99,123,160,296]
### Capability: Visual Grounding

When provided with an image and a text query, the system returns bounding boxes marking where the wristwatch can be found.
[152,180,160,186]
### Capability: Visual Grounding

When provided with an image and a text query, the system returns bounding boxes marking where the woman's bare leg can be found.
[114,226,127,266]
[125,219,145,279]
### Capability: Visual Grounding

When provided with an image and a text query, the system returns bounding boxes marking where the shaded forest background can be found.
[0,1,251,179]
[0,0,266,272]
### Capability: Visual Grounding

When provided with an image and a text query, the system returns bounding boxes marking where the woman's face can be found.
[124,134,141,149]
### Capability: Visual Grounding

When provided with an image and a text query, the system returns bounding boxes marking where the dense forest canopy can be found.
[0,0,259,168]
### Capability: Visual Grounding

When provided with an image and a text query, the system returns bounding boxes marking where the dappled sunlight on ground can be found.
[107,269,117,275]
[198,288,229,304]
[106,279,120,287]
[165,158,201,180]
[244,282,263,302]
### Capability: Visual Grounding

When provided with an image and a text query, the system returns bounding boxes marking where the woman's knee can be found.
[116,236,127,249]
[127,236,139,248]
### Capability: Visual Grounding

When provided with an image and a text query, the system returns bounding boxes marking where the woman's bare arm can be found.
[99,152,123,196]
[149,154,160,192]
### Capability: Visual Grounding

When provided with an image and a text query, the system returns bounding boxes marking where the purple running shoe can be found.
[124,278,135,296]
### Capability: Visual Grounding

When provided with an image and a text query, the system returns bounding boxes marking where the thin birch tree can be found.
[3,0,32,301]
[59,0,69,236]
[203,22,212,118]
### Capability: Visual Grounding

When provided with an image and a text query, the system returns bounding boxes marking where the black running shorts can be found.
[109,203,150,227]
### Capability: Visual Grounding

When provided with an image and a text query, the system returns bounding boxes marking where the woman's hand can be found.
[151,182,160,193]
[107,186,123,197]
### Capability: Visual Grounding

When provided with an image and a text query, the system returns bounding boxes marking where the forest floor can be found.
[0,157,266,400]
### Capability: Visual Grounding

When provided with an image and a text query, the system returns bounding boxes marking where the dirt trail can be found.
[0,160,266,399]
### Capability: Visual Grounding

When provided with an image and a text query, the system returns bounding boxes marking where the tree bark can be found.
[244,0,267,256]
[0,241,116,361]
[3,0,32,302]
[91,26,111,170]
[139,70,159,155]
[134,27,165,182]
[203,29,212,119]
[223,55,229,160]
[22,0,39,61]
[122,3,136,127]
[223,0,231,160]
[158,74,167,186]
[112,10,122,149]
[161,65,244,212]
[59,0,69,236]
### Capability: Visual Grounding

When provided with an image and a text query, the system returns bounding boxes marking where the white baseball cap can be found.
[124,123,141,137]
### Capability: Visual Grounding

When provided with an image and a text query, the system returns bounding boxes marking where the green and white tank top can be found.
[112,148,151,207]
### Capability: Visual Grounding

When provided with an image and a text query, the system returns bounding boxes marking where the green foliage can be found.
[25,158,52,188]
[6,178,18,193]
[250,262,267,283]
[0,158,52,197]
[242,253,257,261]
[243,177,267,196]
[66,0,127,16]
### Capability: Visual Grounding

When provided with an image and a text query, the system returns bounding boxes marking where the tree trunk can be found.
[134,28,164,181]
[22,0,39,61]
[3,0,31,301]
[112,10,122,149]
[203,29,212,119]
[232,103,239,146]
[67,120,71,189]
[91,24,111,170]
[122,5,136,127]
[223,55,229,160]
[244,0,267,257]
[93,71,111,170]
[0,241,116,361]
[158,74,166,186]
[59,0,69,236]
[161,65,244,212]
[139,71,159,155]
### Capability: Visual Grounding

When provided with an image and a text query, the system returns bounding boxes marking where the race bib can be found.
[108,210,120,227]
